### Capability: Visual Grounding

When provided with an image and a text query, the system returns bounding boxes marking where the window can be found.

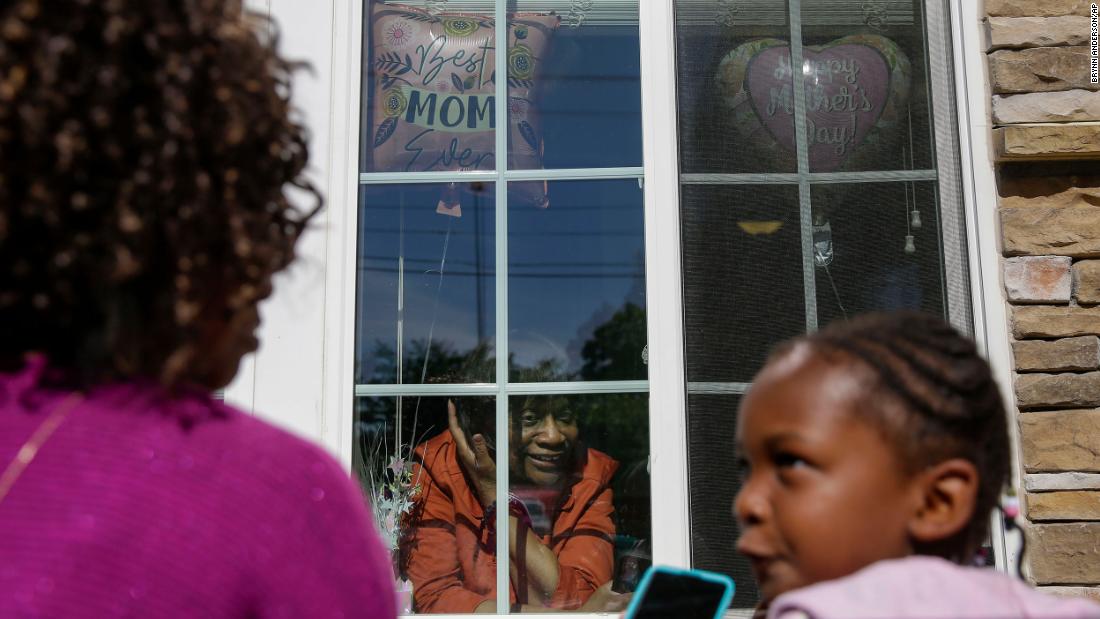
[672,0,972,610]
[352,1,650,614]
[344,0,976,615]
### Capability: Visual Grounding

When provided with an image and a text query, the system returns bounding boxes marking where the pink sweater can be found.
[0,359,397,618]
[768,556,1100,619]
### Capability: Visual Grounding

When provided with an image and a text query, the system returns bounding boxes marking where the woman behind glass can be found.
[405,394,630,613]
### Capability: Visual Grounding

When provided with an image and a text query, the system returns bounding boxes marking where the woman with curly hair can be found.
[0,1,395,617]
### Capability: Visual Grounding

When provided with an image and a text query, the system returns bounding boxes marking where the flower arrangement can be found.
[363,438,422,554]
[361,431,422,613]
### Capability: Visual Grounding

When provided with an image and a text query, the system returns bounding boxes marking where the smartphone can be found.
[623,566,735,619]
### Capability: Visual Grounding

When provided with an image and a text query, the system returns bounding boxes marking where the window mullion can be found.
[493,0,511,612]
[639,0,691,569]
[787,0,818,334]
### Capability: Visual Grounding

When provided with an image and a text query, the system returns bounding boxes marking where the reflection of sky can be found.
[355,183,497,383]
[509,179,645,373]
[535,26,642,169]
[354,180,645,382]
[355,24,646,384]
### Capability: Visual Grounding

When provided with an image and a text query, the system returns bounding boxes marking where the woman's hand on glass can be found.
[448,399,497,507]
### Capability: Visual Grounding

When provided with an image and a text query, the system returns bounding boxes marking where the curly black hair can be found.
[774,312,1010,562]
[0,0,320,388]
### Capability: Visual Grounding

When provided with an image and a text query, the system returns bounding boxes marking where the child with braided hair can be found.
[734,312,1100,619]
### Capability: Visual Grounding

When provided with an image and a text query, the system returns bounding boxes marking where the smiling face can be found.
[512,396,580,488]
[733,344,920,607]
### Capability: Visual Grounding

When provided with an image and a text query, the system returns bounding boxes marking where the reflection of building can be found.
[229,0,1100,611]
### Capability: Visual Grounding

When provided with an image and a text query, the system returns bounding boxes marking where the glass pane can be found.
[676,1,936,175]
[799,0,934,173]
[360,2,642,174]
[363,393,650,614]
[508,179,647,381]
[508,392,651,612]
[508,4,642,170]
[355,395,497,615]
[685,393,757,610]
[360,3,499,173]
[676,2,968,608]
[676,4,797,174]
[681,184,805,383]
[354,183,496,385]
[812,182,946,326]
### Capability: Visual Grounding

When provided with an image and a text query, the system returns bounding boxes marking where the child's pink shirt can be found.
[768,556,1100,619]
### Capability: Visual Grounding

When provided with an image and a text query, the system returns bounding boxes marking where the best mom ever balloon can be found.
[368,3,558,211]
[715,34,911,172]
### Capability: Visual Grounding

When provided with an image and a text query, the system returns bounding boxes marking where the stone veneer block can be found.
[1000,178,1100,208]
[1026,472,1100,491]
[1014,306,1100,338]
[1075,260,1100,304]
[1004,256,1073,302]
[1002,208,1100,257]
[1028,523,1100,584]
[987,0,1091,17]
[989,47,1099,94]
[1038,587,1100,603]
[1028,491,1100,520]
[993,91,1100,124]
[1021,410,1100,470]
[994,124,1100,160]
[987,17,1091,49]
[1017,374,1100,409]
[1013,336,1100,372]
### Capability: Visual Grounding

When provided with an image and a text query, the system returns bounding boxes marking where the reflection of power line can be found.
[361,204,640,211]
[361,227,643,237]
[359,255,641,268]
[359,266,643,279]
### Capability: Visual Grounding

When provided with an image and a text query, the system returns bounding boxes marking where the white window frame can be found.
[223,0,1020,616]
[949,0,1020,575]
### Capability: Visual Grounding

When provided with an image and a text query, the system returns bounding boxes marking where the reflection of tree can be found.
[576,301,649,465]
[357,338,494,471]
[366,338,495,385]
[509,356,569,382]
[576,302,650,550]
[580,302,646,381]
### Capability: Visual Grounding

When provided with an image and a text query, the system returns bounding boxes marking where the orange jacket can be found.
[404,431,619,613]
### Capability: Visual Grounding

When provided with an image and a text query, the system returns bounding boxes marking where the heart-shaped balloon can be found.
[716,35,911,172]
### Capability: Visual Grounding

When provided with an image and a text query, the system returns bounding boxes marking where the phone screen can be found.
[626,569,732,619]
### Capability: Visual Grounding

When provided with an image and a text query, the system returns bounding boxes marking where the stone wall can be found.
[986,0,1100,598]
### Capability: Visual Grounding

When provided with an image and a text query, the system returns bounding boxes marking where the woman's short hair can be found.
[0,0,319,387]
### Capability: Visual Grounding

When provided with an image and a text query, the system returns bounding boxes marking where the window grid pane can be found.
[675,0,972,610]
[355,1,650,614]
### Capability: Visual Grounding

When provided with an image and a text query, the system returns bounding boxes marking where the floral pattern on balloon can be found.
[442,17,479,38]
[508,44,535,80]
[381,88,408,118]
[384,19,416,48]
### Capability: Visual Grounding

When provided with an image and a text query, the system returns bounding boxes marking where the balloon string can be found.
[410,216,454,445]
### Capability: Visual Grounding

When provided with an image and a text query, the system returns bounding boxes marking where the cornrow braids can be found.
[778,311,1010,562]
